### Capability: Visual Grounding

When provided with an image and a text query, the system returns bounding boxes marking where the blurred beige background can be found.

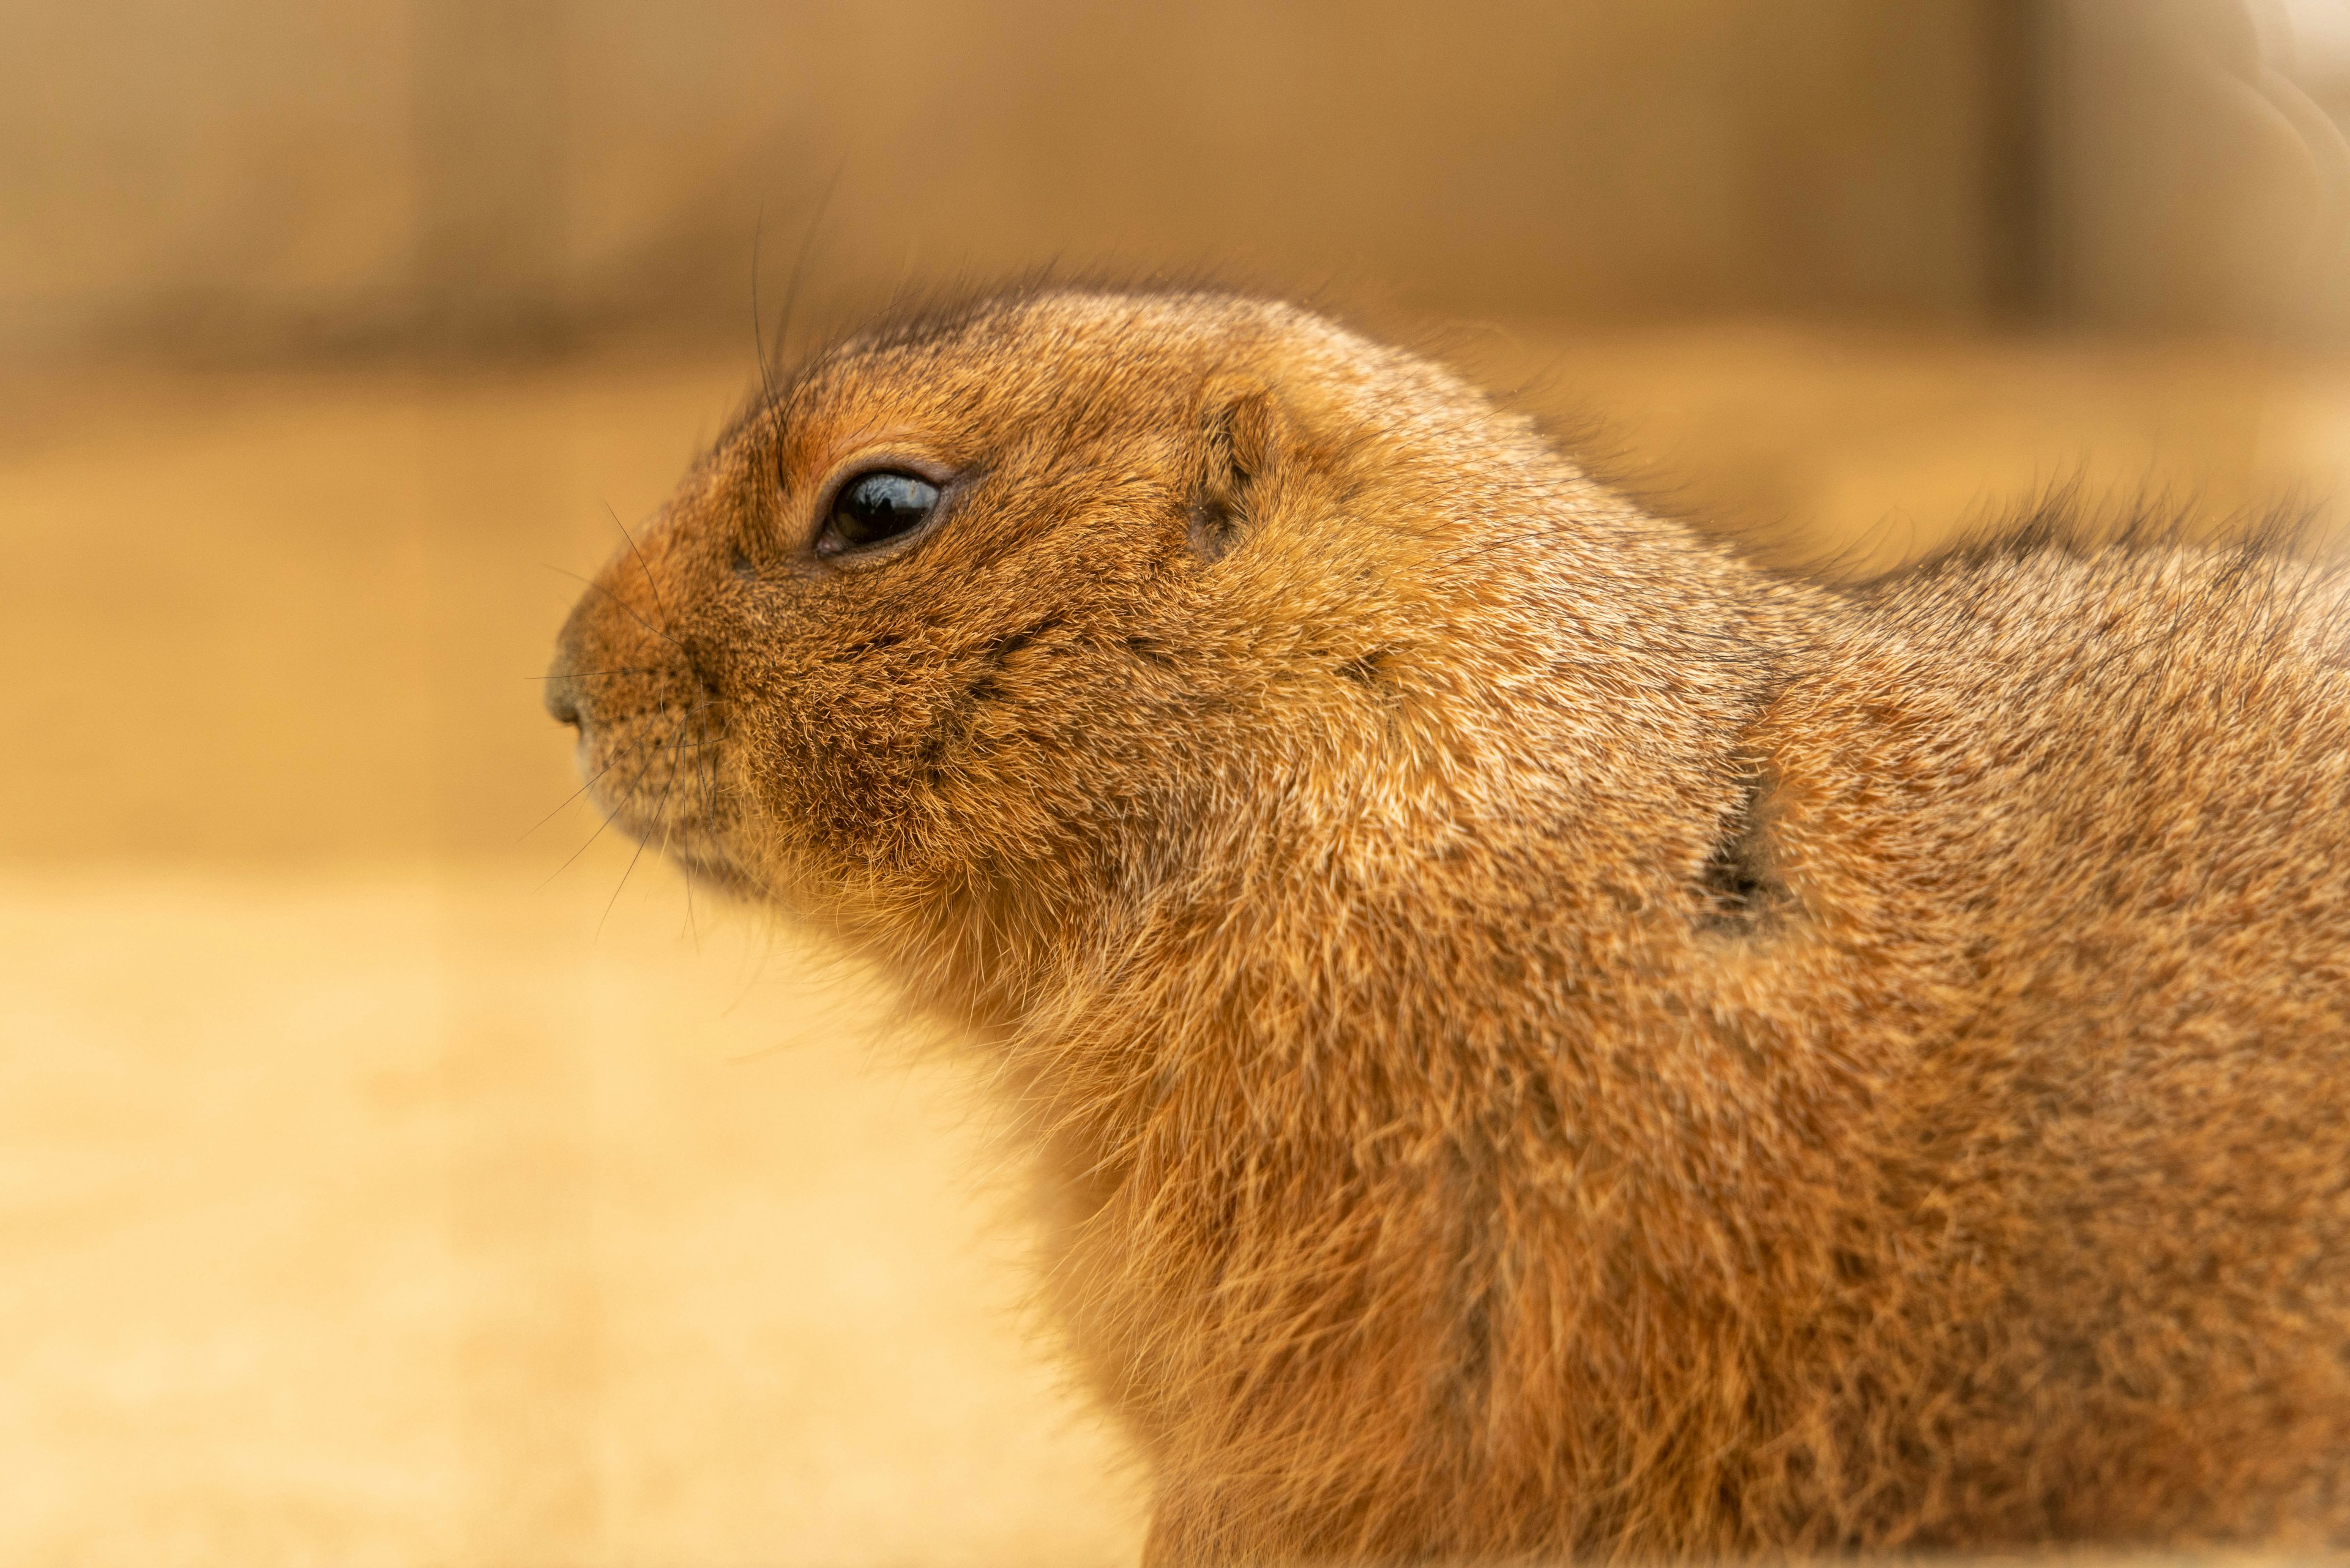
[5,2,2350,1564]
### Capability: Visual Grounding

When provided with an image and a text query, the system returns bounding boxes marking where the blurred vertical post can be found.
[1982,0,2053,320]
[412,10,605,1564]
[411,0,569,350]
[2040,0,2350,343]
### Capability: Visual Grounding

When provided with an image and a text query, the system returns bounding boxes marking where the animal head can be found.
[546,287,1764,980]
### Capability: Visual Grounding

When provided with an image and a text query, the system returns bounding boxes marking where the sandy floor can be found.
[4,319,2346,1566]
[0,868,1142,1566]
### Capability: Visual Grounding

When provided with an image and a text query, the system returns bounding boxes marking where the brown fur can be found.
[546,288,2350,1564]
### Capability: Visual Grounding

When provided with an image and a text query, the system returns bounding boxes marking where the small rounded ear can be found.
[1190,379,1288,563]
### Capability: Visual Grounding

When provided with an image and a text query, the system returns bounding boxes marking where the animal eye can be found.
[822,470,939,553]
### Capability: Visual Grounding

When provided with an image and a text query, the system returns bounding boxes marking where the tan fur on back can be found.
[547,288,2350,1564]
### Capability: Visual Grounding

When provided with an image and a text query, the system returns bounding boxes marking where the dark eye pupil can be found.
[828,471,939,549]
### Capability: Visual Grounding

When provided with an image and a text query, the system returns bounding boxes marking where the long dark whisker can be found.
[655,709,702,949]
[599,731,685,939]
[597,689,721,935]
[699,700,724,841]
[750,209,780,412]
[605,499,677,638]
[522,750,625,842]
[519,723,673,842]
[539,734,670,889]
[665,692,723,947]
[689,700,719,943]
[541,794,625,890]
[691,705,713,944]
[775,162,845,369]
[540,695,727,908]
[524,668,665,682]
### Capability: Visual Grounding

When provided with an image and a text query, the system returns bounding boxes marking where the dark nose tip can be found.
[545,666,583,728]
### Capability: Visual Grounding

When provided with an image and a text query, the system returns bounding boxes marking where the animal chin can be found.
[586,775,756,898]
[576,722,725,853]
[666,845,766,901]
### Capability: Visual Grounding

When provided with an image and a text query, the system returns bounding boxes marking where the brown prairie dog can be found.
[546,287,2350,1564]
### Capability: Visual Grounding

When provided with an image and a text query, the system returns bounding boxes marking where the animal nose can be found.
[545,664,583,729]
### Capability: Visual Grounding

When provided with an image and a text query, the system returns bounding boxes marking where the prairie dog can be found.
[546,288,2350,1564]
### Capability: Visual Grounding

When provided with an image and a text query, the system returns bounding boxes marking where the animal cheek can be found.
[778,677,927,763]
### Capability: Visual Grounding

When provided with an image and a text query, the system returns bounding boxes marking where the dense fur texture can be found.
[546,288,2350,1565]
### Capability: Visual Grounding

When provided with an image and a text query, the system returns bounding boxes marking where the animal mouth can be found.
[586,768,757,899]
[576,700,734,873]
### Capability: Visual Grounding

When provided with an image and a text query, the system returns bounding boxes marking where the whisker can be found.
[600,723,689,939]
[518,727,666,842]
[605,499,677,636]
[522,752,622,842]
[541,800,624,890]
[542,563,689,655]
[750,209,780,412]
[704,695,720,832]
[775,163,845,368]
[539,736,668,889]
[540,693,729,917]
[693,703,719,940]
[655,713,703,949]
[524,668,665,682]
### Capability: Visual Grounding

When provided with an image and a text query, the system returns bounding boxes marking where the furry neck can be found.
[890,512,1832,1171]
